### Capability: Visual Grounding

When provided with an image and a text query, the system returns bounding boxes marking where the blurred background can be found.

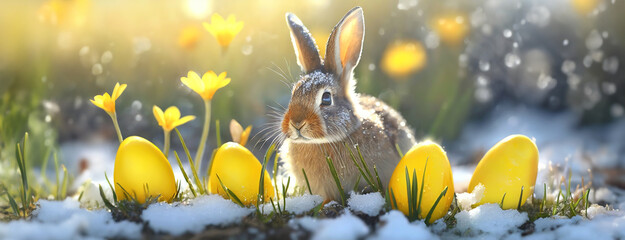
[1,0,624,194]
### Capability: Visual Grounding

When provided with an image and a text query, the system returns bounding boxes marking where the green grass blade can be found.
[257,144,274,208]
[40,147,51,185]
[417,159,428,217]
[54,152,60,200]
[353,175,362,192]
[105,172,117,203]
[424,186,448,224]
[373,165,385,194]
[302,169,312,195]
[395,143,404,158]
[390,188,399,210]
[61,165,69,199]
[345,143,376,191]
[282,177,291,212]
[405,167,413,219]
[500,193,507,208]
[540,183,547,213]
[355,145,376,190]
[517,186,524,210]
[412,169,418,218]
[99,185,116,210]
[174,151,197,197]
[325,156,346,206]
[584,188,590,218]
[175,128,205,194]
[215,119,222,147]
[216,174,245,207]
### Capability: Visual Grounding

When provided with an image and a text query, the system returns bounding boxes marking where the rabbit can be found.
[279,6,417,201]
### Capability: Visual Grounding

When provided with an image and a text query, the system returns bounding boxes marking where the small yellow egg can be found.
[114,136,177,203]
[468,135,539,209]
[388,141,454,223]
[208,142,275,205]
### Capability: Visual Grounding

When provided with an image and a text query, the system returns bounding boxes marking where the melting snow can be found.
[142,195,253,235]
[347,192,385,216]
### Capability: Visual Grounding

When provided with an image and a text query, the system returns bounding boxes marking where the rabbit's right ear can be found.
[286,13,323,73]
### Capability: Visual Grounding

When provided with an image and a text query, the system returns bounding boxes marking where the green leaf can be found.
[175,128,205,195]
[302,169,312,195]
[517,186,524,210]
[175,151,197,197]
[424,186,448,224]
[216,174,245,207]
[99,185,116,210]
[325,156,346,206]
[105,172,117,203]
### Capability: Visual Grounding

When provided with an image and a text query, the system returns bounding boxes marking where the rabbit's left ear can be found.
[325,7,364,83]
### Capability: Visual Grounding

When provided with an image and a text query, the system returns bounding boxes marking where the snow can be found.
[0,198,142,240]
[370,210,438,240]
[454,204,528,238]
[142,194,253,235]
[261,194,324,214]
[347,192,385,216]
[291,210,369,240]
[456,183,485,211]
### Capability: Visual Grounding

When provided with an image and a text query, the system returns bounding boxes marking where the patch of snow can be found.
[0,198,142,240]
[348,192,385,216]
[142,195,253,235]
[370,210,438,240]
[457,183,485,211]
[261,194,324,214]
[454,204,528,238]
[291,210,369,240]
[591,187,617,204]
[531,212,625,239]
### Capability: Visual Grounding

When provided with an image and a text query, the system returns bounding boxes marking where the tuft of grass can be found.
[345,143,383,193]
[325,156,347,206]
[174,128,207,195]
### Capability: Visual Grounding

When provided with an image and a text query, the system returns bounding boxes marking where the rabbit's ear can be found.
[325,7,364,82]
[286,13,323,73]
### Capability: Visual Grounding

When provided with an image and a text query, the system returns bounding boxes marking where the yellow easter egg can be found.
[114,136,177,203]
[208,142,275,205]
[469,135,539,209]
[388,141,454,223]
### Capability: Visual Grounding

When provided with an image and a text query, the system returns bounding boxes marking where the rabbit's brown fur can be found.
[280,7,416,201]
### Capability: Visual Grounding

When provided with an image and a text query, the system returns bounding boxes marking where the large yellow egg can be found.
[468,135,539,209]
[388,141,454,223]
[208,142,275,205]
[114,136,177,203]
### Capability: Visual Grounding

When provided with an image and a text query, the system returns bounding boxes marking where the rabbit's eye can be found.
[321,92,332,106]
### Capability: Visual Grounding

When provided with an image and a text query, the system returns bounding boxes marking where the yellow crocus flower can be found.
[90,82,126,114]
[203,13,244,48]
[153,105,195,156]
[153,106,196,132]
[571,0,600,15]
[178,25,202,50]
[180,70,231,101]
[432,14,469,46]
[230,119,252,146]
[90,82,127,143]
[381,40,427,80]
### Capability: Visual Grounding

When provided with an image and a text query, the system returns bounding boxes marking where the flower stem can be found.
[163,130,171,157]
[109,112,124,143]
[194,100,211,170]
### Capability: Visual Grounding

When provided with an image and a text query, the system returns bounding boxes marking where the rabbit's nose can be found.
[291,121,306,131]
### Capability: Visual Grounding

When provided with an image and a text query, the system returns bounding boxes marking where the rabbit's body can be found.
[281,94,415,200]
[279,7,416,201]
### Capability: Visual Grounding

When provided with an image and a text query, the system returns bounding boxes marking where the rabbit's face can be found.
[281,71,359,143]
[282,7,365,144]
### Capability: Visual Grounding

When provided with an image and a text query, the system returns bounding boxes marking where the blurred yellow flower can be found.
[180,71,231,101]
[381,40,427,80]
[432,14,469,46]
[203,13,244,48]
[38,0,90,27]
[230,119,252,146]
[153,106,196,132]
[90,82,127,114]
[178,25,202,50]
[571,0,600,15]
